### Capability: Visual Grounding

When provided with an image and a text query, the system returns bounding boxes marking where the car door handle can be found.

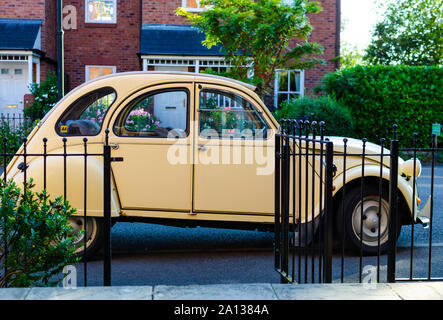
[110,143,119,150]
[198,145,207,151]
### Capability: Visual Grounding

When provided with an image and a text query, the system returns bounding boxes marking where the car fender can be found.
[332,164,415,221]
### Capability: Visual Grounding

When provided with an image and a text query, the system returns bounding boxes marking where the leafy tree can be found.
[177,0,324,97]
[364,0,442,66]
[340,41,365,69]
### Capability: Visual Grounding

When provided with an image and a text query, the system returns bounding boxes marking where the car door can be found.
[193,83,275,215]
[108,83,193,212]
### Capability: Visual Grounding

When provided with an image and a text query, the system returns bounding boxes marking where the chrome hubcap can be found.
[68,217,97,254]
[351,196,389,247]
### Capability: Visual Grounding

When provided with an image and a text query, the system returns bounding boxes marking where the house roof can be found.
[0,19,42,50]
[140,24,224,56]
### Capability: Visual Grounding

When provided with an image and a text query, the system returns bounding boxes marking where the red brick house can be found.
[0,0,340,113]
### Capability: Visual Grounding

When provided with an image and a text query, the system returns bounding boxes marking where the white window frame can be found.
[0,51,41,85]
[181,0,210,12]
[85,0,117,24]
[141,55,253,74]
[85,65,116,81]
[274,69,304,109]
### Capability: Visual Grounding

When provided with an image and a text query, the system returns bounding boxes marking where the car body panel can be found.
[3,71,421,227]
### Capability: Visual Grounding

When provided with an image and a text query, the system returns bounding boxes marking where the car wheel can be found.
[336,186,401,255]
[68,217,104,260]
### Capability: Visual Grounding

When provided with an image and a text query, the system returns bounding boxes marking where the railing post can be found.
[280,135,290,283]
[387,138,399,283]
[274,132,281,270]
[323,140,334,283]
[103,130,112,286]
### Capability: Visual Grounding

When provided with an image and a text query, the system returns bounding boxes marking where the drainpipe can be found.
[57,0,64,100]
[335,0,341,70]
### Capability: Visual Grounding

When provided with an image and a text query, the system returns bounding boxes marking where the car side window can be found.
[56,87,116,136]
[113,89,189,138]
[199,89,268,139]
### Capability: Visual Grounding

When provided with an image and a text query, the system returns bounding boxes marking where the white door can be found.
[0,63,28,114]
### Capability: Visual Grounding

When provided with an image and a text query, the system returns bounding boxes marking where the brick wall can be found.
[304,0,339,95]
[63,0,141,90]
[142,0,188,25]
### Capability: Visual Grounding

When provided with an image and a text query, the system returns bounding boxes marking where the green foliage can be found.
[319,65,443,147]
[340,42,366,69]
[25,73,59,121]
[177,0,324,97]
[0,180,80,287]
[364,0,442,66]
[0,119,38,164]
[273,96,356,137]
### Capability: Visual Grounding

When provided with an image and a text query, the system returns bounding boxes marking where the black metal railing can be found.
[275,122,443,284]
[274,120,334,283]
[0,130,120,287]
[0,113,33,131]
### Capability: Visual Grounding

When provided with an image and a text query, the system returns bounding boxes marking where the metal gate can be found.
[0,129,120,287]
[275,121,443,284]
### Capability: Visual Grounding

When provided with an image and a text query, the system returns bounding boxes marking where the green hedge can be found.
[319,65,443,147]
[273,96,356,137]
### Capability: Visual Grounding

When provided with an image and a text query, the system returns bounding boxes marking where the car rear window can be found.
[56,87,116,136]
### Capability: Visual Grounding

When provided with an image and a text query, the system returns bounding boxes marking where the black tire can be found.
[69,217,105,261]
[336,185,401,255]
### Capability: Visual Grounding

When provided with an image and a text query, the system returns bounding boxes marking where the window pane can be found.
[278,71,288,92]
[57,87,116,136]
[14,69,23,75]
[88,0,115,22]
[290,71,300,92]
[199,89,268,139]
[114,90,188,138]
[100,1,115,21]
[88,67,101,81]
[186,0,199,8]
[1,69,9,75]
[101,67,114,76]
[277,93,289,108]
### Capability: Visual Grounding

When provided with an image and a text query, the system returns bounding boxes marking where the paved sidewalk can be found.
[0,282,443,300]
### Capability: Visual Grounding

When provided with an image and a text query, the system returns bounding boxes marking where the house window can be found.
[85,0,117,23]
[85,65,116,81]
[181,0,209,12]
[274,69,304,109]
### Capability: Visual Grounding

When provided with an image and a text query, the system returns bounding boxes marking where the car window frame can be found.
[112,87,191,139]
[197,87,270,140]
[55,86,117,137]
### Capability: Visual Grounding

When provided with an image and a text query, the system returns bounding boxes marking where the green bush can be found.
[318,65,443,147]
[272,96,356,137]
[0,119,38,164]
[25,73,59,121]
[0,180,80,287]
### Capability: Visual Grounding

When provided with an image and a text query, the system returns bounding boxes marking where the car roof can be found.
[40,71,258,125]
[86,71,257,92]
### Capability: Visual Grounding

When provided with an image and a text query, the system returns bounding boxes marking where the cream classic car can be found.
[4,72,428,258]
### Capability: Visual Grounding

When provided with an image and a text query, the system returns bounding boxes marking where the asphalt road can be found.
[69,165,443,287]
